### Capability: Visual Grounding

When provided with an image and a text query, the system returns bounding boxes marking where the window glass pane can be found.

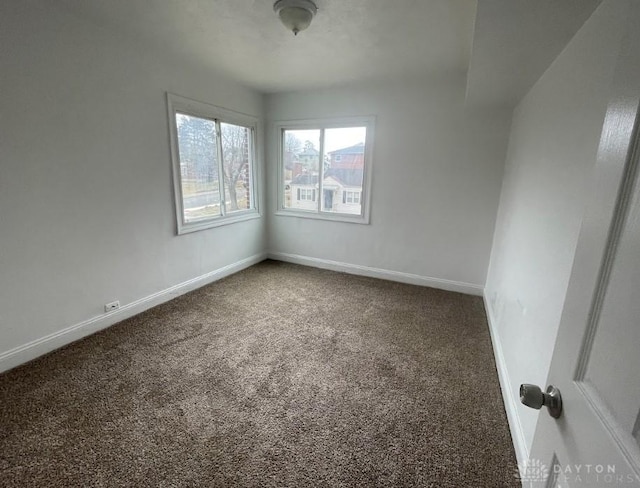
[220,122,252,213]
[283,129,321,211]
[176,112,221,222]
[323,127,366,215]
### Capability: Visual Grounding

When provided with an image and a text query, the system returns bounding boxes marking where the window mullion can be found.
[318,128,325,213]
[216,120,226,217]
[248,128,255,210]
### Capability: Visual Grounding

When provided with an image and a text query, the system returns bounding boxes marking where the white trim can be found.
[345,190,361,204]
[1,248,523,474]
[177,211,261,234]
[267,251,483,296]
[275,116,375,225]
[166,93,261,235]
[0,253,267,374]
[274,210,369,225]
[483,290,529,472]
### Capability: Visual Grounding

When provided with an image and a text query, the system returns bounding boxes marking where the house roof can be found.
[325,168,363,187]
[291,174,318,185]
[291,168,363,188]
[328,143,365,156]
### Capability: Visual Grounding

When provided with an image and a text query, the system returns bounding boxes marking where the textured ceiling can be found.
[56,0,477,94]
[466,0,602,107]
[56,0,602,105]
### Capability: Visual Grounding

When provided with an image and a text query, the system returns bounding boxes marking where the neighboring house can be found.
[283,143,319,185]
[328,142,365,170]
[288,173,319,211]
[282,151,298,182]
[297,146,320,167]
[292,146,319,179]
[287,144,364,214]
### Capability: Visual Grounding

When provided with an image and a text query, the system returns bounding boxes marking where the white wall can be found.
[484,0,627,461]
[0,0,266,368]
[266,78,512,292]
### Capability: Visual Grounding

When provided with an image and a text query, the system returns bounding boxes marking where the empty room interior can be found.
[2,0,640,486]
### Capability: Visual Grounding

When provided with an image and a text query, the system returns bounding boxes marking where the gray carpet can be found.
[0,260,519,487]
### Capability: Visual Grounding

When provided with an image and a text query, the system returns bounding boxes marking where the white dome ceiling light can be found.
[273,0,318,36]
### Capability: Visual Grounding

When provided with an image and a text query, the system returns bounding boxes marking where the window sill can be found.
[177,210,261,235]
[274,210,369,225]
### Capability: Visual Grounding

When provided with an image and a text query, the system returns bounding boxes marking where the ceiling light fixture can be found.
[273,0,318,36]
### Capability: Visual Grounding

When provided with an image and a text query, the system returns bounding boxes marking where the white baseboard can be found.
[3,249,524,478]
[267,251,483,296]
[483,291,529,472]
[0,252,267,374]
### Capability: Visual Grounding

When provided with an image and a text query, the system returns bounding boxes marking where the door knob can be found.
[520,384,563,419]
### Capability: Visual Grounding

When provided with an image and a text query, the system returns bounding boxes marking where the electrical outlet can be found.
[104,300,120,313]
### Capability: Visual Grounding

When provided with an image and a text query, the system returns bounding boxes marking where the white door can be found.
[527,3,640,486]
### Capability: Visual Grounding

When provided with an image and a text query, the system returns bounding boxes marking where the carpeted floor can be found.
[0,260,519,487]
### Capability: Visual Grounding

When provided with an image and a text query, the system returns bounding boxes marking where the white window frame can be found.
[299,188,315,201]
[345,190,361,204]
[275,116,375,224]
[167,93,260,235]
